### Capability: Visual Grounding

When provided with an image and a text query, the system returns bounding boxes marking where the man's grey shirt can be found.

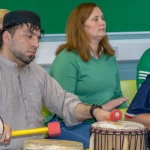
[0,55,81,149]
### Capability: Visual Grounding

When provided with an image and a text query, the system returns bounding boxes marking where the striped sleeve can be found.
[136,48,150,89]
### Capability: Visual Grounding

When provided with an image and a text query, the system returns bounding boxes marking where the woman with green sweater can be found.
[49,2,128,149]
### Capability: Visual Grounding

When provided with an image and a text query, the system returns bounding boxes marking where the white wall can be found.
[35,41,64,65]
[34,32,150,65]
[111,39,150,61]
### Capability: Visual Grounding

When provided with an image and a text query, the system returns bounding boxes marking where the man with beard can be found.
[0,10,110,149]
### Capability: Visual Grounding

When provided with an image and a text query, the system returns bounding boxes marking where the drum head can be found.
[91,121,145,132]
[23,139,84,150]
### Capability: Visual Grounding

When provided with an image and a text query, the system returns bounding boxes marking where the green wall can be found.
[1,0,150,34]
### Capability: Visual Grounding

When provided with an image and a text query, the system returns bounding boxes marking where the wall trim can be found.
[35,32,150,65]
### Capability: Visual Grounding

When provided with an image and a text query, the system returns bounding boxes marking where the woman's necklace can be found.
[90,49,103,59]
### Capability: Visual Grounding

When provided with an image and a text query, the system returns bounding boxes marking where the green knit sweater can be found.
[50,49,127,109]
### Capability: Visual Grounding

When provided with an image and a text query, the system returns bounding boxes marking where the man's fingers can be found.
[0,125,12,144]
[2,134,11,144]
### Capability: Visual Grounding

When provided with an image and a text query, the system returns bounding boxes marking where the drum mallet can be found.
[107,109,122,121]
[0,117,60,138]
[0,110,122,138]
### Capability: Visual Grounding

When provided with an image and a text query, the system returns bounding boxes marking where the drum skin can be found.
[23,139,84,150]
[90,121,148,150]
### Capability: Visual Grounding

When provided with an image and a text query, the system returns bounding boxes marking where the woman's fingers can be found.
[102,97,128,111]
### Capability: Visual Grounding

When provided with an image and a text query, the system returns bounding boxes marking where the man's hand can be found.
[0,123,12,145]
[93,108,110,121]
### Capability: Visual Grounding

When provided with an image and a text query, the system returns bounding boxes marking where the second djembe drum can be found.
[90,121,148,150]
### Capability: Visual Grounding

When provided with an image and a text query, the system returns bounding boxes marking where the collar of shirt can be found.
[90,49,103,59]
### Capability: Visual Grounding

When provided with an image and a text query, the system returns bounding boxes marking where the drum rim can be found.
[0,117,4,139]
[90,126,148,135]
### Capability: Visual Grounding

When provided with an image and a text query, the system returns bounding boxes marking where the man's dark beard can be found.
[11,50,35,64]
[21,55,35,64]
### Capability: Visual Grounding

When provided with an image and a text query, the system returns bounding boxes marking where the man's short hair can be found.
[3,10,41,30]
[0,10,43,48]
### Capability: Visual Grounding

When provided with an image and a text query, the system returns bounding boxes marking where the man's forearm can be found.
[125,114,150,130]
[75,103,110,122]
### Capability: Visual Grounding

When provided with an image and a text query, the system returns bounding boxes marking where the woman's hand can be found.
[102,97,128,111]
[0,123,12,145]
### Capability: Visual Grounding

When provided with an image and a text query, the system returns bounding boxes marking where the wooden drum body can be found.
[90,121,148,150]
[23,139,84,150]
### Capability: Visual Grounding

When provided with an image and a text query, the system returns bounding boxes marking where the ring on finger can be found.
[6,135,11,140]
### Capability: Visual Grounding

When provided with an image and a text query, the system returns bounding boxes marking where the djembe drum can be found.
[90,121,148,150]
[23,139,84,150]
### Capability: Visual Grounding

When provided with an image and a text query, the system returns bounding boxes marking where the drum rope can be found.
[120,131,125,150]
[90,125,149,150]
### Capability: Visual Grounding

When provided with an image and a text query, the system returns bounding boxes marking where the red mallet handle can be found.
[12,121,61,137]
[107,109,122,121]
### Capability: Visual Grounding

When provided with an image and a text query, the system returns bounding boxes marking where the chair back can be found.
[120,80,137,120]
[120,80,137,106]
